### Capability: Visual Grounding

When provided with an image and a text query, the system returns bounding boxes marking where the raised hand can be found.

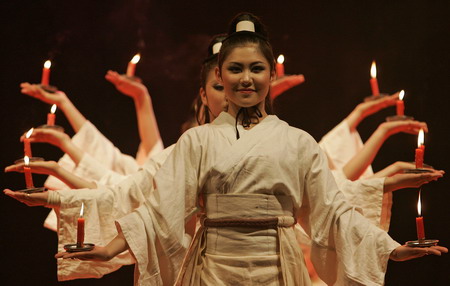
[105,70,148,100]
[20,128,71,150]
[390,244,448,261]
[270,74,305,100]
[20,82,68,106]
[383,170,444,192]
[3,189,48,207]
[5,160,59,176]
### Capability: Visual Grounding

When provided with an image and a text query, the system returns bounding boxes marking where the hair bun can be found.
[207,34,227,57]
[227,12,268,40]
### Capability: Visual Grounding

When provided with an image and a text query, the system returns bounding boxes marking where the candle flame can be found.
[399,90,405,101]
[131,54,141,64]
[24,155,30,166]
[44,60,51,69]
[50,104,57,114]
[417,129,424,148]
[26,128,34,139]
[370,61,377,78]
[80,202,84,217]
[417,191,422,216]
[277,54,285,64]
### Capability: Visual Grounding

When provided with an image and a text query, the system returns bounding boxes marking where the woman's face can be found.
[200,67,227,121]
[217,43,273,110]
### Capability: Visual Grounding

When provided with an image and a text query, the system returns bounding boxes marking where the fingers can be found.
[4,163,24,173]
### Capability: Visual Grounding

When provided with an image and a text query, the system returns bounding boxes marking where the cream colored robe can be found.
[117,112,400,286]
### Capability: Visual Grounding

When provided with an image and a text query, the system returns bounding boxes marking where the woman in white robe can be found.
[55,13,447,285]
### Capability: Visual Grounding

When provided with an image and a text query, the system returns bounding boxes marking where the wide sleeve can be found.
[318,119,373,179]
[298,139,400,285]
[116,131,201,286]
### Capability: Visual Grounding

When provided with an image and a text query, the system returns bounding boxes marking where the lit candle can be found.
[416,191,426,241]
[41,60,51,86]
[126,54,141,77]
[415,129,424,168]
[24,156,34,188]
[370,61,380,96]
[396,90,405,116]
[24,128,33,157]
[47,104,57,126]
[77,202,85,247]
[276,54,285,78]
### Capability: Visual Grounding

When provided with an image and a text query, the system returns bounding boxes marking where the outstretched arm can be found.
[20,82,86,132]
[5,160,96,189]
[343,120,427,180]
[270,74,305,100]
[105,70,161,157]
[345,92,399,132]
[390,245,448,261]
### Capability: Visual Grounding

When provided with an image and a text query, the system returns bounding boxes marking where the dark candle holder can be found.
[364,93,389,102]
[385,114,414,122]
[39,84,59,94]
[403,163,434,174]
[15,187,47,194]
[406,239,439,248]
[123,75,142,83]
[14,157,44,164]
[64,243,95,253]
[37,124,64,132]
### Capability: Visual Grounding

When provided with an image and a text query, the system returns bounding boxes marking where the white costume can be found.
[116,112,400,285]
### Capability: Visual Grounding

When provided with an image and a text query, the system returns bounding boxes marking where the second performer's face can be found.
[201,68,227,120]
[217,43,273,110]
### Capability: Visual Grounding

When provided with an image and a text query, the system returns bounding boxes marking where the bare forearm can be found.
[134,92,161,156]
[343,127,386,180]
[60,140,84,165]
[106,227,129,259]
[59,97,87,133]
[54,166,96,189]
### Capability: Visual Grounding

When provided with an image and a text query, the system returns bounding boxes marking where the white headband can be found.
[212,42,222,55]
[236,20,255,32]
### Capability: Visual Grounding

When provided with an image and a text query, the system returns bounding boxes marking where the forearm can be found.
[343,127,386,180]
[59,97,87,133]
[54,166,97,189]
[60,139,85,165]
[134,92,161,156]
[345,106,363,132]
[106,227,129,259]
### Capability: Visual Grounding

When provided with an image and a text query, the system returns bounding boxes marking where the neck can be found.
[227,100,267,120]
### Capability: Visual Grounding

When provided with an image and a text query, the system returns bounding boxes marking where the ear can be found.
[215,66,223,84]
[270,69,276,83]
[199,87,208,106]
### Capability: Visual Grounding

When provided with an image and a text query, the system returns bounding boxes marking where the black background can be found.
[1,0,449,285]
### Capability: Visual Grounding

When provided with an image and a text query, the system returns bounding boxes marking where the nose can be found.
[240,71,251,87]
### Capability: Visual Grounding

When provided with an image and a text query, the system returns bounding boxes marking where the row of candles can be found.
[26,54,429,247]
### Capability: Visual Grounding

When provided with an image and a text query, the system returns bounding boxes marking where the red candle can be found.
[416,192,426,241]
[370,61,380,96]
[415,129,425,169]
[41,60,51,86]
[47,104,56,126]
[24,156,34,188]
[77,203,85,247]
[126,54,140,77]
[23,128,33,157]
[396,90,405,116]
[276,54,285,78]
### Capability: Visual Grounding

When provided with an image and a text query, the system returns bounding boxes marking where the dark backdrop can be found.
[1,0,449,285]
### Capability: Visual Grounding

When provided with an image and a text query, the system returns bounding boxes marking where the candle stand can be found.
[406,239,439,248]
[39,84,59,94]
[37,124,64,132]
[124,75,142,83]
[364,93,389,102]
[386,115,414,122]
[64,243,95,253]
[15,186,47,194]
[404,163,433,174]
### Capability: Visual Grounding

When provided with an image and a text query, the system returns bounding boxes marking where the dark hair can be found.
[218,13,274,114]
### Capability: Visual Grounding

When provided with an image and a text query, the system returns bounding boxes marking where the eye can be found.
[227,65,242,73]
[213,84,224,91]
[252,65,265,73]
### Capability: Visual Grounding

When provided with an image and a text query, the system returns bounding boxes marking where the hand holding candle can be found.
[416,191,426,241]
[23,128,34,157]
[47,104,57,126]
[396,90,405,116]
[370,61,380,96]
[41,60,51,86]
[126,54,141,77]
[24,156,34,189]
[77,202,85,247]
[415,129,425,168]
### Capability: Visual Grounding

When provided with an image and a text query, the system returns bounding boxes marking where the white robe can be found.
[43,120,164,231]
[117,112,400,286]
[55,145,174,281]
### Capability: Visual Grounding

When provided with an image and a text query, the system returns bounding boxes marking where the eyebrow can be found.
[228,61,266,66]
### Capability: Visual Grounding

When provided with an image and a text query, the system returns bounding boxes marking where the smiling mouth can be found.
[237,89,256,93]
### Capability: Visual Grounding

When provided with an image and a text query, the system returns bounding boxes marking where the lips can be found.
[237,89,256,94]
